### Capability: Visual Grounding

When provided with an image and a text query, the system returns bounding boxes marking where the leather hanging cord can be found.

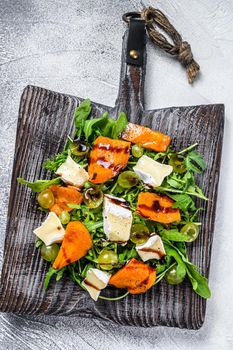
[140,7,200,84]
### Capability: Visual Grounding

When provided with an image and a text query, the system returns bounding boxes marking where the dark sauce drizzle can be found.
[139,247,165,258]
[105,195,131,210]
[138,200,178,214]
[93,143,130,154]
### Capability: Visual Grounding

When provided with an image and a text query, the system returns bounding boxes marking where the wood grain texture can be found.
[0,33,224,328]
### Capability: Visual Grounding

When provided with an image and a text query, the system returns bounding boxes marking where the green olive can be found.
[83,187,104,209]
[130,223,150,245]
[70,140,89,156]
[98,250,118,270]
[165,264,186,285]
[117,171,139,189]
[59,211,70,225]
[132,144,144,158]
[180,223,199,242]
[37,189,54,209]
[168,155,186,174]
[41,243,60,262]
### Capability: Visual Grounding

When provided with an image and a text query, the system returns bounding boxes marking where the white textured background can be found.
[0,0,233,349]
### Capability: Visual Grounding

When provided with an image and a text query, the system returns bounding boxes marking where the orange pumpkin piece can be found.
[128,268,156,294]
[88,136,131,184]
[121,122,171,152]
[137,192,181,224]
[49,185,83,216]
[109,258,156,295]
[53,221,92,270]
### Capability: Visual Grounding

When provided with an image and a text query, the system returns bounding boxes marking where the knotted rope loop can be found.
[140,6,200,83]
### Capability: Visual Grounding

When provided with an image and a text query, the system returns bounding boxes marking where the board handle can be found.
[112,18,147,123]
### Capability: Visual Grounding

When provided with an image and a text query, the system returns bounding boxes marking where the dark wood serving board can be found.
[0,22,224,329]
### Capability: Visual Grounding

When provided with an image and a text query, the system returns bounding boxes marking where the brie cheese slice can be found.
[136,234,166,261]
[55,155,89,187]
[33,212,65,246]
[103,194,133,242]
[81,268,111,301]
[133,155,173,187]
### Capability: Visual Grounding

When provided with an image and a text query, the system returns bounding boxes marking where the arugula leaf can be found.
[166,173,184,189]
[154,262,176,285]
[157,170,208,200]
[157,186,208,200]
[118,247,138,263]
[177,143,198,155]
[80,262,95,278]
[67,204,82,209]
[161,229,190,242]
[85,221,103,232]
[163,240,195,267]
[164,244,187,278]
[168,193,196,211]
[185,151,206,174]
[164,241,211,298]
[186,265,211,299]
[35,238,43,248]
[111,112,128,139]
[43,151,68,172]
[83,112,110,141]
[44,267,65,289]
[186,185,208,200]
[17,177,61,192]
[74,99,91,136]
[82,111,128,141]
[67,264,84,288]
[56,268,65,282]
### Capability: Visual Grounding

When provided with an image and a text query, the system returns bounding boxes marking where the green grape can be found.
[168,154,186,173]
[41,244,60,262]
[130,223,150,245]
[37,189,54,209]
[132,144,144,158]
[98,250,118,270]
[59,211,70,225]
[117,171,139,189]
[180,223,199,242]
[70,140,89,156]
[83,187,104,209]
[165,264,186,285]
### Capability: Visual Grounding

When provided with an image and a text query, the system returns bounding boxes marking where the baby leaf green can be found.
[111,112,128,139]
[74,98,92,136]
[17,177,61,192]
[185,151,206,174]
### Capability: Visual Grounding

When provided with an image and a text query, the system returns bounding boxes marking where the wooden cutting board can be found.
[0,20,224,329]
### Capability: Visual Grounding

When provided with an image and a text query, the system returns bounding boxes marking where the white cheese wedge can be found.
[55,155,89,187]
[133,155,173,187]
[81,268,111,301]
[103,194,133,242]
[33,212,65,246]
[136,234,166,261]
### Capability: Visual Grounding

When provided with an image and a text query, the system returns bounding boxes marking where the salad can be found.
[18,99,211,301]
